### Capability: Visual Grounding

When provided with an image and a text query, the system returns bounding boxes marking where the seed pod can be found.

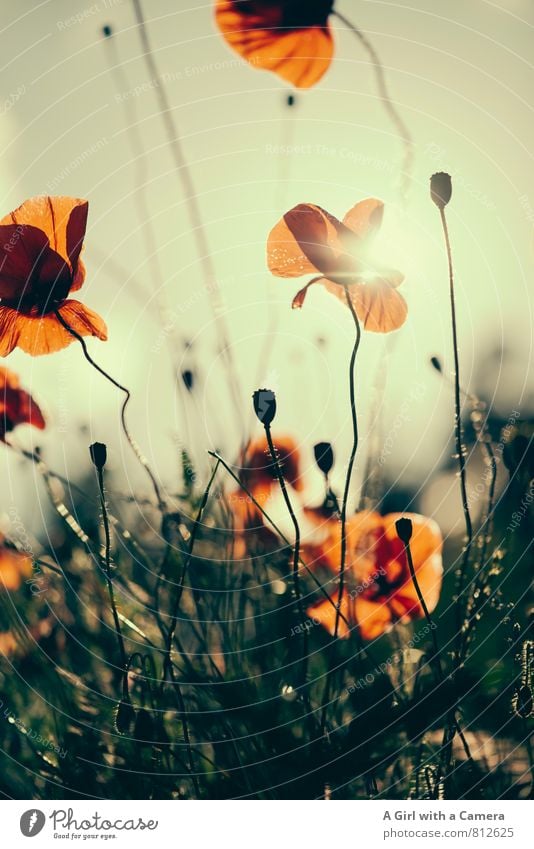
[430,172,452,209]
[89,442,107,470]
[513,685,533,718]
[314,442,334,476]
[115,699,136,734]
[134,708,155,744]
[252,389,276,426]
[395,517,413,545]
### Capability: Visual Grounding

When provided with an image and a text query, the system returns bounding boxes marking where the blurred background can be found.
[1,0,533,541]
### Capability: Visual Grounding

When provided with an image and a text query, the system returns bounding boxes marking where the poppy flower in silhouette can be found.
[267,199,407,332]
[229,434,304,557]
[0,367,45,442]
[304,510,442,640]
[215,0,334,88]
[0,539,32,592]
[0,196,107,356]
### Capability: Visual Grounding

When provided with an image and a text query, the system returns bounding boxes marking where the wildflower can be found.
[229,434,303,557]
[215,0,334,88]
[0,539,33,592]
[0,366,45,441]
[305,510,443,640]
[0,196,107,355]
[267,199,407,332]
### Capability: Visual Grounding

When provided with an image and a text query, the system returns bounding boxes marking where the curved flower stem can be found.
[263,425,309,690]
[54,309,165,512]
[403,540,442,681]
[333,9,414,202]
[436,211,474,640]
[95,463,128,675]
[207,450,356,636]
[335,288,361,638]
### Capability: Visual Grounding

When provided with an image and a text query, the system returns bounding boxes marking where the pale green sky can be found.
[1,0,533,534]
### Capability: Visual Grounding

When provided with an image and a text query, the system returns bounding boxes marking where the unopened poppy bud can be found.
[287,94,296,107]
[89,442,107,469]
[115,699,135,734]
[395,517,413,545]
[314,442,334,476]
[253,389,276,426]
[430,356,442,373]
[182,369,194,392]
[430,172,452,209]
[102,24,113,38]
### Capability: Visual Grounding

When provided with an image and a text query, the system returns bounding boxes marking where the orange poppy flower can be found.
[215,0,334,88]
[229,434,303,557]
[0,196,107,356]
[305,510,442,640]
[0,366,45,441]
[0,540,32,592]
[267,199,407,332]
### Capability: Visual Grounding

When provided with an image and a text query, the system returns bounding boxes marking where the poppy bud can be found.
[395,517,413,545]
[102,24,113,38]
[314,442,334,476]
[89,442,107,470]
[134,708,155,744]
[430,356,442,373]
[182,369,194,392]
[287,94,296,108]
[253,389,276,426]
[115,699,135,734]
[430,172,452,209]
[514,685,533,719]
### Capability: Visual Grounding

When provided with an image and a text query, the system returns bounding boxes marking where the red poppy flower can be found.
[305,510,442,640]
[0,539,32,592]
[215,0,334,88]
[229,434,303,556]
[267,199,407,332]
[0,196,107,356]
[0,366,45,441]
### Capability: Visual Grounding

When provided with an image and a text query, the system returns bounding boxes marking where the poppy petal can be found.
[0,300,107,357]
[215,1,333,88]
[306,592,352,639]
[353,596,393,640]
[1,196,88,277]
[268,204,347,278]
[322,278,408,332]
[342,199,384,240]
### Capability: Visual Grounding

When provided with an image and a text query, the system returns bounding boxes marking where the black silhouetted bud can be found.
[514,685,534,719]
[287,94,295,107]
[430,172,452,209]
[314,442,334,476]
[102,24,113,38]
[134,708,154,744]
[430,356,442,373]
[182,369,194,392]
[89,442,107,469]
[395,517,413,545]
[253,389,276,426]
[115,699,135,734]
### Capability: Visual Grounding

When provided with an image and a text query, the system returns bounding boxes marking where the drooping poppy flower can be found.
[0,540,32,592]
[0,196,107,356]
[228,434,304,557]
[0,366,45,441]
[215,1,334,89]
[267,199,407,332]
[305,510,442,640]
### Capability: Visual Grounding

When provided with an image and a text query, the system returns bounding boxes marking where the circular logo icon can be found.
[20,810,46,837]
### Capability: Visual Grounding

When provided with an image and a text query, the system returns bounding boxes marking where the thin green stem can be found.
[54,309,165,511]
